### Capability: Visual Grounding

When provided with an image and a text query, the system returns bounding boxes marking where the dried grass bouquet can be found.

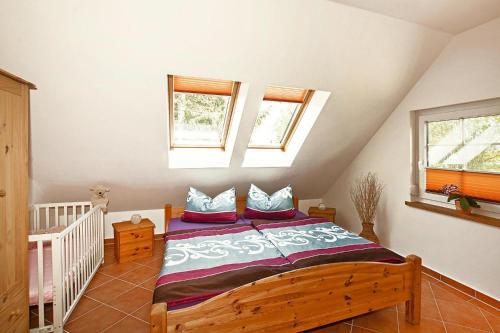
[350,172,384,225]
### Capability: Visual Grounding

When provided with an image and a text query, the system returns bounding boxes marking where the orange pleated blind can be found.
[172,75,234,96]
[263,86,308,103]
[426,168,500,203]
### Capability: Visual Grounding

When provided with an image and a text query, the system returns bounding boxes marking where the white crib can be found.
[28,202,105,333]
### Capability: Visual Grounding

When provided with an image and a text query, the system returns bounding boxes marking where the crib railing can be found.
[32,202,92,231]
[57,205,104,327]
[29,203,104,333]
[29,232,52,332]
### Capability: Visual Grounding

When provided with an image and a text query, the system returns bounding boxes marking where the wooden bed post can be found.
[405,255,422,325]
[164,204,172,235]
[151,303,167,333]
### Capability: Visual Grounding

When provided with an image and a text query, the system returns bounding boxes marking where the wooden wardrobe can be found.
[0,69,36,332]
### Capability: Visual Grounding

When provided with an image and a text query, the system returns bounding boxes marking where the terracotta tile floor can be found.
[29,241,499,333]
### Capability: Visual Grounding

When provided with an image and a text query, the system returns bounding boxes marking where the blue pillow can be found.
[244,184,296,219]
[182,187,237,223]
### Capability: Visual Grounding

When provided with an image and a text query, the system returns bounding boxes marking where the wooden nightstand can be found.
[112,219,155,263]
[308,207,336,222]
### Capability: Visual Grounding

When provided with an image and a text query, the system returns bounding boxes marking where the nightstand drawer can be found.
[310,212,332,219]
[112,219,155,263]
[308,207,336,222]
[119,228,153,244]
[119,240,153,259]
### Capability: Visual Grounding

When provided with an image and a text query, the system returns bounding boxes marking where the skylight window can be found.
[243,89,331,168]
[248,86,314,149]
[168,75,240,148]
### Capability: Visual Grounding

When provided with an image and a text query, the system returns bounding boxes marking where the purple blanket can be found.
[154,225,291,308]
[253,218,404,268]
[154,214,403,310]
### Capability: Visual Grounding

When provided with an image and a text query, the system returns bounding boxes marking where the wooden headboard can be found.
[164,196,299,233]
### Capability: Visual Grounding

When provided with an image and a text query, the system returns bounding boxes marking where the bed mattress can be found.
[154,217,403,310]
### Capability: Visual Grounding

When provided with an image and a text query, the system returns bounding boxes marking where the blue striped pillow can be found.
[244,184,296,219]
[182,187,237,223]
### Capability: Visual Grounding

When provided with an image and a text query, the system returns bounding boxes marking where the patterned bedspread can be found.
[153,225,291,308]
[253,218,404,268]
[153,218,404,308]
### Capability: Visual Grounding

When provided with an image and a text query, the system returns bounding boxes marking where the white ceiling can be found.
[0,0,452,211]
[330,0,500,34]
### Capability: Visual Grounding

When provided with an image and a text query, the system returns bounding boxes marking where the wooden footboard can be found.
[151,255,421,333]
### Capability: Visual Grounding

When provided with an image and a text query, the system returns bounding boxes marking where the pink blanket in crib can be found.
[29,243,53,305]
[28,225,67,305]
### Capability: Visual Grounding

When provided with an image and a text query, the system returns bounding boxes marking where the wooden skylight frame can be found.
[248,86,315,151]
[168,74,241,149]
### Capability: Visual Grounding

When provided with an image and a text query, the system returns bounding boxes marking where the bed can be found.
[151,197,421,332]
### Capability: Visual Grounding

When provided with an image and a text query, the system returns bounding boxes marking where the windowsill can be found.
[405,201,500,228]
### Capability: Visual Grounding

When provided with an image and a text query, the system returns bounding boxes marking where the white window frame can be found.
[412,98,500,216]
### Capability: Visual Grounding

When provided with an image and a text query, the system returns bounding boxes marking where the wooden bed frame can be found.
[152,197,421,333]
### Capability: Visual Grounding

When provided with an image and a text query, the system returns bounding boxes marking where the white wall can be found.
[298,199,323,214]
[323,18,500,299]
[104,199,322,239]
[105,209,165,239]
[0,0,450,212]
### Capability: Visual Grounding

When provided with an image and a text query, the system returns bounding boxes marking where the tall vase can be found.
[359,222,379,244]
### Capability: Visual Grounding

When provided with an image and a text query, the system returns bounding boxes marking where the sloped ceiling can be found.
[0,0,451,211]
[330,0,500,34]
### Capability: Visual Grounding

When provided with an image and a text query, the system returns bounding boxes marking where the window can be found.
[243,89,331,168]
[248,86,314,150]
[426,116,499,172]
[414,99,500,211]
[425,115,499,202]
[168,75,240,148]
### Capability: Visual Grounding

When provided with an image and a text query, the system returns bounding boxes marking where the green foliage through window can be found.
[172,92,230,146]
[426,115,499,172]
[249,101,300,146]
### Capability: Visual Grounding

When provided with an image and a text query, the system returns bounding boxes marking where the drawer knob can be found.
[0,189,6,197]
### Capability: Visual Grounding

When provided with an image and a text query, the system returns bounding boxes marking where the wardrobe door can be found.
[0,74,29,332]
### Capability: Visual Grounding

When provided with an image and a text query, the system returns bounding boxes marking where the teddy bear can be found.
[90,185,110,212]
